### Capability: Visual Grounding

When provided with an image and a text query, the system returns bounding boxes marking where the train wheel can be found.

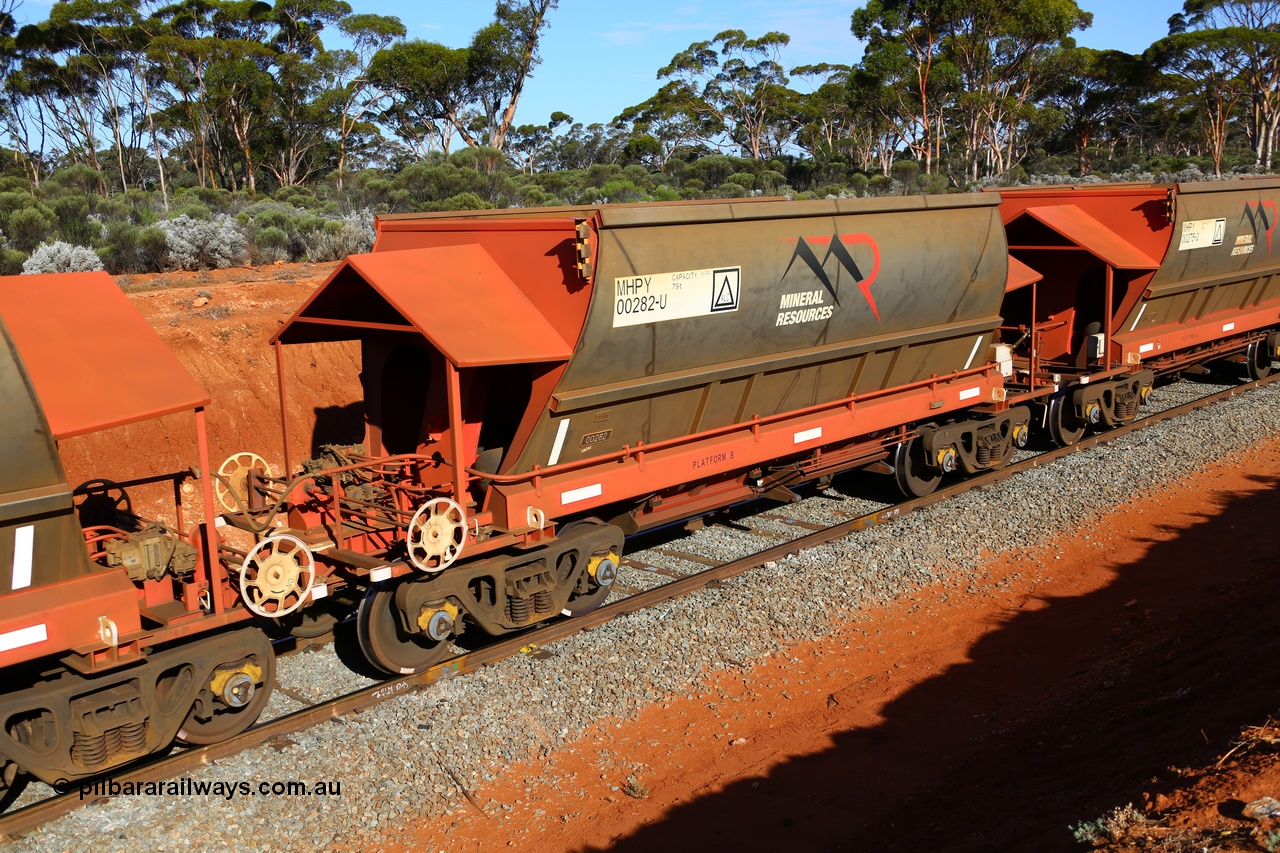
[1246,341,1273,381]
[559,519,617,617]
[1047,394,1086,447]
[175,634,275,746]
[893,435,941,498]
[357,582,453,676]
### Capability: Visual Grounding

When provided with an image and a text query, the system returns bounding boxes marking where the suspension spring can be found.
[508,595,530,623]
[71,732,108,767]
[120,720,147,754]
[976,444,992,465]
[532,590,552,615]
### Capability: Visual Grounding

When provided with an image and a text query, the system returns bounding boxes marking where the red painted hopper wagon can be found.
[0,272,273,792]
[991,177,1280,444]
[226,195,1030,676]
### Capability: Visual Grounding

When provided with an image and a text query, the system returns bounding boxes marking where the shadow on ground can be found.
[583,474,1280,853]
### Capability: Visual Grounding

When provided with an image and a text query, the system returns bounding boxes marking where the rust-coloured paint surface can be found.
[1006,255,1043,292]
[0,272,210,439]
[1021,204,1160,269]
[274,244,573,366]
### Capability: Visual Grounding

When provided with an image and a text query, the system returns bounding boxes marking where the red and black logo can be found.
[1243,200,1277,253]
[781,233,882,321]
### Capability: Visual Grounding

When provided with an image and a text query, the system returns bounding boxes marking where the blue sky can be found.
[13,0,1188,129]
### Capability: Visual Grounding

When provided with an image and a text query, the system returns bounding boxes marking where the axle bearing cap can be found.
[1085,403,1102,424]
[221,672,256,708]
[593,557,618,587]
[937,447,958,473]
[425,609,454,642]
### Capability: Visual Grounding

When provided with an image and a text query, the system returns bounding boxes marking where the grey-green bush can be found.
[22,241,105,274]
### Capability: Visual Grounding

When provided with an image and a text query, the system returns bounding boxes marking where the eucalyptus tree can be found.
[1152,25,1256,176]
[326,12,404,189]
[1171,0,1280,167]
[367,39,471,154]
[655,29,796,159]
[266,0,350,187]
[851,0,954,173]
[1041,47,1148,175]
[939,0,1092,182]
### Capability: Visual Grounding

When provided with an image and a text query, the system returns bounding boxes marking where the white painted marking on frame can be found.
[963,336,984,370]
[958,386,982,401]
[561,608,573,616]
[214,517,227,528]
[1129,303,1147,331]
[1139,342,1155,354]
[1223,322,1236,332]
[561,483,603,505]
[399,667,415,675]
[11,525,32,591]
[0,623,46,653]
[310,584,328,601]
[370,566,392,583]
[793,427,823,444]
[548,418,571,466]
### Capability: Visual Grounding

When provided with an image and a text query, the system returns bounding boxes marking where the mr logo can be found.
[710,268,740,313]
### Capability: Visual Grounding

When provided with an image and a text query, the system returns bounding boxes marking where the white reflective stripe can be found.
[370,566,392,582]
[561,483,602,505]
[214,517,228,528]
[1223,322,1236,332]
[793,427,822,444]
[963,336,984,370]
[561,608,573,616]
[548,418,571,467]
[11,525,33,590]
[1129,303,1147,331]
[1139,343,1155,354]
[310,584,328,601]
[0,623,46,653]
[958,386,981,401]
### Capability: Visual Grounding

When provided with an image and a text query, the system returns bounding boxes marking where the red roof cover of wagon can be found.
[1021,204,1160,269]
[1005,255,1043,292]
[0,271,211,440]
[273,244,573,367]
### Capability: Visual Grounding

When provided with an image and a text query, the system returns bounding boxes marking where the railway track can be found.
[3,372,1274,841]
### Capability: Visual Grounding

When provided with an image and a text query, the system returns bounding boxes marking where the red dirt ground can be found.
[67,264,1280,852]
[394,441,1280,853]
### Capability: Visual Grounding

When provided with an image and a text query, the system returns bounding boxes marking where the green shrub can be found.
[173,202,212,221]
[50,195,95,246]
[99,221,169,274]
[250,225,290,264]
[5,206,54,253]
[431,192,493,211]
[0,249,26,276]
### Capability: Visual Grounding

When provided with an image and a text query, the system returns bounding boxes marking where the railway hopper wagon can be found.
[233,194,1029,676]
[0,273,275,793]
[992,178,1280,445]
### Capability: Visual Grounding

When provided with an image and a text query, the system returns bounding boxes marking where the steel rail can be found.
[3,372,1275,841]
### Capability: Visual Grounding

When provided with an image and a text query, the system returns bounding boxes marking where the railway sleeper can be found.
[0,627,272,786]
[385,520,624,641]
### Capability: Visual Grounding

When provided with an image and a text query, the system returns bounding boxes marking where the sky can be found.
[12,0,1189,130]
